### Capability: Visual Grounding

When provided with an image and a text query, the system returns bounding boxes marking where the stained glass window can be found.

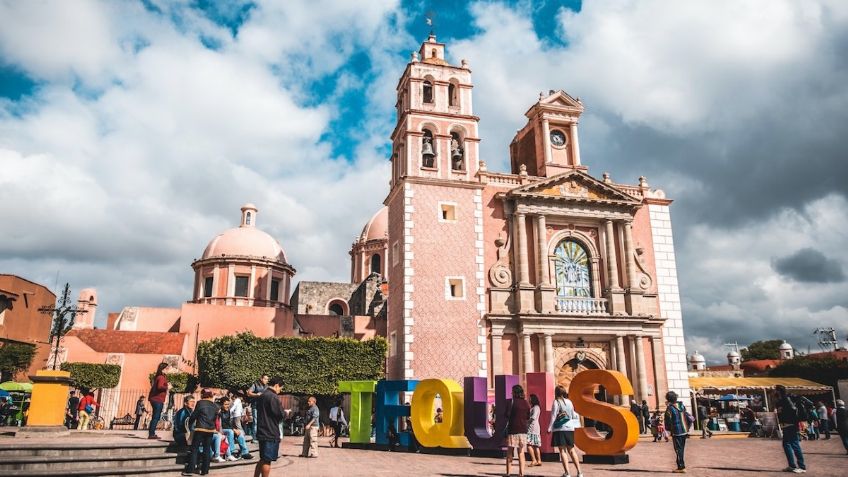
[554,240,592,297]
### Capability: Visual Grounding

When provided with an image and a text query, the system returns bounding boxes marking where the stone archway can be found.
[553,345,609,391]
[556,354,600,391]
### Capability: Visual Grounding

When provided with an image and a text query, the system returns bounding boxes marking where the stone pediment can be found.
[540,90,583,110]
[508,171,641,205]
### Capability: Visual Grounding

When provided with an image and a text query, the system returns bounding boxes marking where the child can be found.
[656,414,669,442]
[650,412,660,442]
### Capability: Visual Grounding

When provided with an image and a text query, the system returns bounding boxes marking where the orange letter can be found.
[569,370,639,455]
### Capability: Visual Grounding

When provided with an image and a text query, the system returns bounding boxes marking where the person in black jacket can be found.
[183,389,219,476]
[254,377,285,477]
[835,400,848,454]
[776,385,806,473]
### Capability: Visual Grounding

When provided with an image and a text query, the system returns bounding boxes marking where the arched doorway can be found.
[557,355,600,391]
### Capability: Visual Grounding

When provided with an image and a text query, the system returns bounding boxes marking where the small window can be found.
[421,129,435,168]
[370,253,381,274]
[234,276,249,297]
[446,277,465,299]
[329,303,344,315]
[448,83,457,107]
[245,212,251,225]
[392,241,399,266]
[270,279,280,301]
[423,80,433,103]
[203,277,214,298]
[439,203,456,222]
[389,331,397,357]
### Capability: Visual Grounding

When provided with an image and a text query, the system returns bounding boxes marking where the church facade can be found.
[380,35,689,405]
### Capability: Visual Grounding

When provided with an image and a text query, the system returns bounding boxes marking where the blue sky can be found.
[1,0,847,362]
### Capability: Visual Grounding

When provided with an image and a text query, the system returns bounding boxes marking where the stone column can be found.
[211,265,220,301]
[628,336,638,399]
[542,118,552,165]
[635,336,649,402]
[516,213,530,285]
[650,336,668,408]
[522,332,533,374]
[615,336,630,406]
[591,258,602,299]
[622,220,637,290]
[249,265,257,301]
[570,122,581,166]
[604,219,620,290]
[544,333,555,374]
[491,330,503,377]
[535,215,549,285]
[265,268,273,302]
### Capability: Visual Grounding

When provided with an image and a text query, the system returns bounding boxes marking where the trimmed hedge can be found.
[61,362,121,389]
[148,372,199,393]
[197,332,387,395]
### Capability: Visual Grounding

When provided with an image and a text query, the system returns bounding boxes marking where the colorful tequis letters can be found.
[339,370,640,457]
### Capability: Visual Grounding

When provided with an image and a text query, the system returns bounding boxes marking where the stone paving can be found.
[209,435,848,477]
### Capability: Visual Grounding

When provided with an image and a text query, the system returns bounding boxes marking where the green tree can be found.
[0,342,36,381]
[769,356,848,389]
[741,339,784,361]
[197,332,386,395]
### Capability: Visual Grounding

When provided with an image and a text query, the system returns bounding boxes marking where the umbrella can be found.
[0,381,33,393]
[717,394,752,401]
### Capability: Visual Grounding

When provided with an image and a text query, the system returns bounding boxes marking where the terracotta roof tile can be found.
[68,329,186,355]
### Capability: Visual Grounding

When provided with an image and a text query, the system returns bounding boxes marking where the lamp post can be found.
[38,283,86,370]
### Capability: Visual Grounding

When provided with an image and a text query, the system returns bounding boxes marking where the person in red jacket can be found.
[148,362,171,439]
[77,390,99,430]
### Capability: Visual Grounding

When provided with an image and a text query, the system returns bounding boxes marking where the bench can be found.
[110,413,135,430]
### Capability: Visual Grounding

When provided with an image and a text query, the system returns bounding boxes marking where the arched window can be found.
[245,212,251,225]
[329,303,344,316]
[553,240,592,297]
[450,131,464,170]
[448,83,457,107]
[370,253,381,274]
[423,80,433,103]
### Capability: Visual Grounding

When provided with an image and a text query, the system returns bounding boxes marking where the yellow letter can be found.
[410,378,470,448]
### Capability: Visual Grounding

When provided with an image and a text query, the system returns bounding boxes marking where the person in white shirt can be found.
[329,399,348,448]
[548,385,584,477]
[230,393,245,432]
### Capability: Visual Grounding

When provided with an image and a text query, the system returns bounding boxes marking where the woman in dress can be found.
[548,385,584,477]
[527,394,543,467]
[504,384,531,477]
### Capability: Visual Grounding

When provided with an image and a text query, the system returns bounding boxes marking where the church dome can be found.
[689,351,706,364]
[727,349,741,358]
[201,204,288,264]
[359,207,388,242]
[779,340,793,351]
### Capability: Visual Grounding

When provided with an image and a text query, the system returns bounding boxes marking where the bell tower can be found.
[384,35,488,382]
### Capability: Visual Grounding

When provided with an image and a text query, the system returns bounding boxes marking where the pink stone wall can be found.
[178,303,291,361]
[386,189,405,379]
[118,307,181,332]
[408,183,481,382]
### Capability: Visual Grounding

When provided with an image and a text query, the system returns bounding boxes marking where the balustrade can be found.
[554,296,609,315]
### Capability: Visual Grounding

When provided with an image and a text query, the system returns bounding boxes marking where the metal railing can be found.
[555,296,609,315]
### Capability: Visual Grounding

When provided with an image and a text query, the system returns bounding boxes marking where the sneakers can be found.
[225,455,238,462]
[241,453,254,460]
[577,473,585,477]
[792,469,806,474]
[212,456,225,463]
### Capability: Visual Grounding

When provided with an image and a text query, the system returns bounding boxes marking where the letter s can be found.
[569,370,639,455]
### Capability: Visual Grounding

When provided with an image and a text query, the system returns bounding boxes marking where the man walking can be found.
[776,384,807,473]
[835,400,848,455]
[816,401,830,440]
[133,395,147,430]
[300,396,320,458]
[246,374,269,437]
[641,400,651,435]
[698,401,713,438]
[631,401,644,434]
[254,377,285,477]
[65,390,79,429]
[664,391,691,473]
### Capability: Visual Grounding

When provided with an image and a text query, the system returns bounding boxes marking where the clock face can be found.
[550,130,566,147]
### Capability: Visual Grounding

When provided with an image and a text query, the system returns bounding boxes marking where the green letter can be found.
[338,380,377,444]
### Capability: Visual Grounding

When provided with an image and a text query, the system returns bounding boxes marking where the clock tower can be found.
[384,34,488,382]
[509,90,585,177]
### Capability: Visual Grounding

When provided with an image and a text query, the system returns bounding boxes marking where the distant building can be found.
[0,275,56,380]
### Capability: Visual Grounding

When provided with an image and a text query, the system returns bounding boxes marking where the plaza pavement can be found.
[208,434,848,477]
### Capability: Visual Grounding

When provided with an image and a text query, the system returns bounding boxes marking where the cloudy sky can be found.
[1,0,846,363]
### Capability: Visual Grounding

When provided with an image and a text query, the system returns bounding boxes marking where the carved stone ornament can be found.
[488,233,513,287]
[634,246,654,290]
[106,353,124,366]
[559,180,589,198]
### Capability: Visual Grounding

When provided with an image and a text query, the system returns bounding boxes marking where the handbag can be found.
[553,398,570,428]
[84,404,94,414]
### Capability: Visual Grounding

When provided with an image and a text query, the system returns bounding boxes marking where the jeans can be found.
[250,403,260,437]
[188,431,213,474]
[701,419,713,437]
[671,434,687,469]
[839,431,848,452]
[222,429,249,456]
[819,419,830,438]
[782,425,806,470]
[148,401,164,437]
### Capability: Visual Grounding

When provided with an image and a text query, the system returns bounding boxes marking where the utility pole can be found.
[38,283,87,370]
[813,328,838,353]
